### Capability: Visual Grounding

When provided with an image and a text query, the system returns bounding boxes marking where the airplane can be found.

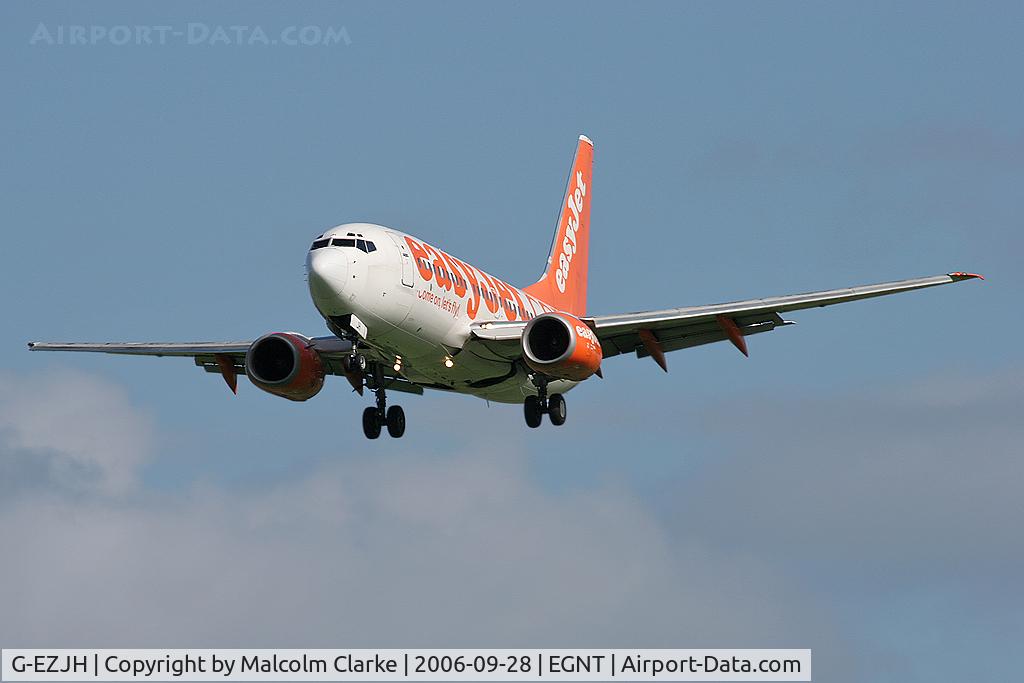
[28,135,983,439]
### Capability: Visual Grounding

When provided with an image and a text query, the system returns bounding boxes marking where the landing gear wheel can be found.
[344,353,367,373]
[386,405,406,438]
[362,406,381,439]
[524,395,543,428]
[548,393,567,426]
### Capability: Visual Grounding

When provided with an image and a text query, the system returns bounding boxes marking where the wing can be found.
[27,336,425,395]
[589,272,983,368]
[470,272,984,370]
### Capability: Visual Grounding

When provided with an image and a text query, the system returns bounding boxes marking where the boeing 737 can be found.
[29,135,983,438]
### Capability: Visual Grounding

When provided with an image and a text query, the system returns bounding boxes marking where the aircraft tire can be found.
[344,353,368,373]
[386,405,406,438]
[548,393,567,426]
[362,406,382,439]
[524,395,543,428]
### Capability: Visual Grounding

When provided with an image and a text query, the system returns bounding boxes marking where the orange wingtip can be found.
[949,272,985,281]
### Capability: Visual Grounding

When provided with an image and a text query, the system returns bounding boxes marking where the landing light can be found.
[444,357,454,368]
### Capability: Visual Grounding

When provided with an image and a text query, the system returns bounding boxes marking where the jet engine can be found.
[521,312,603,381]
[245,332,326,401]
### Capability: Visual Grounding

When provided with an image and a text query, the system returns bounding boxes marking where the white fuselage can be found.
[305,223,577,403]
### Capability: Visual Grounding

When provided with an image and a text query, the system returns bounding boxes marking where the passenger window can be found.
[311,239,330,250]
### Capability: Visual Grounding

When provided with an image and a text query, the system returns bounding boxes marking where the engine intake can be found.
[245,332,325,401]
[522,312,603,381]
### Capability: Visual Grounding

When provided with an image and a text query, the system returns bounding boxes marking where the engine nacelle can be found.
[245,332,326,401]
[522,312,603,381]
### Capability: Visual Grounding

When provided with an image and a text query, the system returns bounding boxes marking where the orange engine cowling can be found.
[522,312,603,381]
[245,332,326,401]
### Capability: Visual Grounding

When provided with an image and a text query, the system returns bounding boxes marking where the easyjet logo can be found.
[404,235,555,322]
[575,324,598,346]
[555,170,587,293]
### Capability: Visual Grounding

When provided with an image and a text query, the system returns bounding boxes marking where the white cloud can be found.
[0,369,154,495]
[0,450,827,649]
[7,366,1020,683]
[0,372,826,653]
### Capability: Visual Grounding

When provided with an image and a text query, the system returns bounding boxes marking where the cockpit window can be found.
[318,237,377,252]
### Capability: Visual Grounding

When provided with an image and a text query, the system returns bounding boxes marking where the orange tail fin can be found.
[524,135,594,316]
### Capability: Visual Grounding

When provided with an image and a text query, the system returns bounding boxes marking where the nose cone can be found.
[307,248,349,314]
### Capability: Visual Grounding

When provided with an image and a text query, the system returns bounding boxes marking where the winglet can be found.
[949,272,985,281]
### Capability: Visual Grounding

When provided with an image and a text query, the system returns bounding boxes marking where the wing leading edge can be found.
[26,341,253,356]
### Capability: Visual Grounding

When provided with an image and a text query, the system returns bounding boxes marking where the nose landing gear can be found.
[342,352,367,373]
[523,377,566,428]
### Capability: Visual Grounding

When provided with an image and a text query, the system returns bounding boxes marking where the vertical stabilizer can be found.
[524,135,594,316]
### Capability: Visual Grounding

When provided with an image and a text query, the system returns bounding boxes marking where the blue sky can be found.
[1,2,1021,682]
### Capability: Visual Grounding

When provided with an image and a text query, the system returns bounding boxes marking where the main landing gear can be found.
[352,354,405,439]
[362,404,404,439]
[523,378,566,428]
